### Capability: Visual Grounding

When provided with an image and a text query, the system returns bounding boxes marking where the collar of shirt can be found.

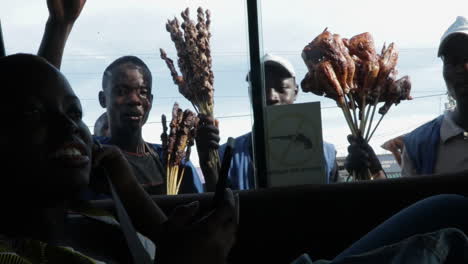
[440,110,466,143]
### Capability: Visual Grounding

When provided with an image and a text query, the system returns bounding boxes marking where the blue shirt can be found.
[403,115,443,175]
[218,132,337,190]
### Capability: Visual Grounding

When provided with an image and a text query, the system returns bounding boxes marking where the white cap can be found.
[262,53,296,78]
[438,16,468,57]
[246,53,296,81]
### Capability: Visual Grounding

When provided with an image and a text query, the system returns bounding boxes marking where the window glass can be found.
[259,0,468,182]
[1,1,252,193]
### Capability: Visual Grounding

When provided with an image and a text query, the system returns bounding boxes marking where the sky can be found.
[1,0,467,167]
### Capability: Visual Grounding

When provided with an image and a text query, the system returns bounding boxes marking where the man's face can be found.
[1,61,93,198]
[104,63,153,133]
[264,65,298,106]
[441,34,468,103]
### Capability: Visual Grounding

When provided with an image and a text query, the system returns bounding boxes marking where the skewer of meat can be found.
[301,29,357,135]
[164,103,198,194]
[161,7,220,191]
[367,75,412,141]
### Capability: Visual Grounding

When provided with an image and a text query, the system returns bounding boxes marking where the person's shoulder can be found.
[93,135,111,144]
[322,141,336,150]
[219,132,252,153]
[227,132,252,146]
[322,141,337,156]
[404,115,444,144]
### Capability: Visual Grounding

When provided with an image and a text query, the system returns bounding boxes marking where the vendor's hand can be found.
[196,114,220,153]
[195,114,220,191]
[345,135,383,175]
[47,0,86,25]
[381,135,405,165]
[157,188,239,264]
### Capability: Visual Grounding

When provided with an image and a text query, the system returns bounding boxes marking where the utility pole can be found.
[0,20,5,57]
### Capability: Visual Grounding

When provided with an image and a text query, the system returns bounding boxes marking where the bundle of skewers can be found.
[301,29,413,180]
[161,103,198,195]
[160,7,220,182]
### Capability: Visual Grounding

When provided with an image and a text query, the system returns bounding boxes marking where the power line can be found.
[61,47,437,58]
[79,92,447,102]
[86,92,448,128]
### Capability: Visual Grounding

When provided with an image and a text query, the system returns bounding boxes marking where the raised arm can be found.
[38,0,86,69]
[92,144,168,243]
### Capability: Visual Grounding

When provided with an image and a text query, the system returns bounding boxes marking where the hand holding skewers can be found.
[345,135,385,181]
[196,114,221,192]
[301,29,413,180]
[161,7,220,190]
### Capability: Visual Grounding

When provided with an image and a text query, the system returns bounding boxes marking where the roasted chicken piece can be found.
[375,43,399,95]
[379,75,412,114]
[317,61,345,105]
[302,29,353,94]
[300,72,321,95]
[377,68,398,103]
[333,34,356,91]
[346,32,380,97]
[300,62,345,105]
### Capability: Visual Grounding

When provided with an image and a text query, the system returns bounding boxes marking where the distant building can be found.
[336,153,401,181]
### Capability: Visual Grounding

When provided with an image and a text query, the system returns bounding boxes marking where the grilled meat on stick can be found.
[168,103,181,165]
[301,29,349,105]
[374,43,399,99]
[165,103,198,194]
[160,49,193,102]
[333,34,356,92]
[302,29,354,93]
[174,110,197,165]
[180,8,215,110]
[346,32,380,99]
[379,75,412,115]
[161,7,214,113]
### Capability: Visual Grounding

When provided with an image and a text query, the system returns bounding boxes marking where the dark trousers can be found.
[333,194,468,261]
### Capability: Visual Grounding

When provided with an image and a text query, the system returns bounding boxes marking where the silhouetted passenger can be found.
[0,53,238,263]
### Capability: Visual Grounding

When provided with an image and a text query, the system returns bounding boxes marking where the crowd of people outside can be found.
[1,0,468,263]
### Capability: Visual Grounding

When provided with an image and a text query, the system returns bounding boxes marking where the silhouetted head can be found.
[0,54,92,201]
[439,16,468,103]
[94,112,110,137]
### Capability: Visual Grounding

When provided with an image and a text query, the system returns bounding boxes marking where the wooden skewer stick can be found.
[176,167,186,194]
[169,166,174,195]
[170,166,176,195]
[173,166,180,195]
[166,154,171,194]
[359,96,367,134]
[365,97,380,142]
[348,93,359,130]
[361,102,372,137]
[343,95,358,135]
[341,104,357,136]
[367,113,386,142]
